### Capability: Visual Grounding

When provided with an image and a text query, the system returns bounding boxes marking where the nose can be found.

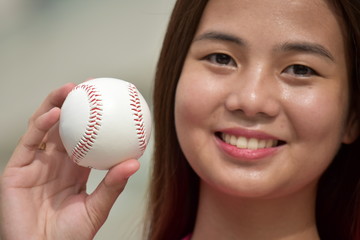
[224,68,281,119]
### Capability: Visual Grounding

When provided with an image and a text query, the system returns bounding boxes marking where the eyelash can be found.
[202,53,319,78]
[203,53,237,67]
[282,64,319,77]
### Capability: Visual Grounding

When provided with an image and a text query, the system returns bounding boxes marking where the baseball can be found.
[59,77,152,170]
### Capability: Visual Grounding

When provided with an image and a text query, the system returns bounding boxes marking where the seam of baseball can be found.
[128,83,147,153]
[71,84,103,163]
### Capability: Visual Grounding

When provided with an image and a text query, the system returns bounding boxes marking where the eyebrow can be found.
[276,42,335,62]
[194,31,335,62]
[193,31,246,46]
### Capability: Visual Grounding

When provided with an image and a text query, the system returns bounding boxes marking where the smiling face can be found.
[174,0,355,199]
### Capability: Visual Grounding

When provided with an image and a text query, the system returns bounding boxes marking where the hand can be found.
[0,84,140,240]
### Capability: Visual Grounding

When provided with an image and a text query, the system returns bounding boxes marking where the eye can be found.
[204,53,237,67]
[283,64,318,77]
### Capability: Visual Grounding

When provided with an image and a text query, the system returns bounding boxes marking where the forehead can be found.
[199,0,337,28]
[196,0,346,56]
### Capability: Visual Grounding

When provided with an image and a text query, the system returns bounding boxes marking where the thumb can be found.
[85,159,140,228]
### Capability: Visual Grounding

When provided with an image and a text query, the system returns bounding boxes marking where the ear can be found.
[342,112,359,144]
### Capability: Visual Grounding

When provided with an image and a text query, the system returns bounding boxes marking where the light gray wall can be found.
[0,0,175,239]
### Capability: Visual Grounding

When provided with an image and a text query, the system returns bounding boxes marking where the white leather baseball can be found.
[59,78,152,170]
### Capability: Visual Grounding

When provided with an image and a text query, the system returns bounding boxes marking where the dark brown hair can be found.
[146,1,208,239]
[316,0,360,239]
[147,0,360,239]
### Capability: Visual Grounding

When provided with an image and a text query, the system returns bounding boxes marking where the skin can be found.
[0,84,140,239]
[0,0,358,239]
[175,0,356,239]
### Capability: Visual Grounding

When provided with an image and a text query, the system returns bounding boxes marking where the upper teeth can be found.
[222,133,278,150]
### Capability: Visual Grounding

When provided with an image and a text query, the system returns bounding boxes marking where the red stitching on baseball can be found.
[128,83,147,152]
[71,84,103,163]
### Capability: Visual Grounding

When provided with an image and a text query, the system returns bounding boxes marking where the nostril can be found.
[224,89,281,118]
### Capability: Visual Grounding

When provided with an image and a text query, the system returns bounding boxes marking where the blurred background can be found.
[0,0,175,239]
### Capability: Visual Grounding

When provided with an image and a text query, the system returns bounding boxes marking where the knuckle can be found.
[27,116,35,127]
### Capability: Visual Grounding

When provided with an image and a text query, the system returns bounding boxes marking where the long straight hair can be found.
[147,0,360,239]
[146,1,208,239]
[316,0,360,239]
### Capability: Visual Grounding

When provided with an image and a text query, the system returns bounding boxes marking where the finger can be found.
[54,126,67,153]
[44,121,67,153]
[24,107,60,150]
[9,107,61,167]
[8,84,75,168]
[31,83,75,121]
[85,159,140,228]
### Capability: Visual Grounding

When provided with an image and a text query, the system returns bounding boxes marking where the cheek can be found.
[175,68,223,130]
[285,84,349,146]
[174,66,224,163]
[175,80,203,129]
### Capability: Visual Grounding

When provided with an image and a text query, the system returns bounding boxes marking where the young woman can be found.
[1,0,359,239]
[149,0,360,239]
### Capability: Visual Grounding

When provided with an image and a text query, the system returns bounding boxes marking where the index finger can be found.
[31,83,75,121]
[7,83,75,167]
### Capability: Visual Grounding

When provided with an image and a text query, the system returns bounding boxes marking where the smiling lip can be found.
[215,128,284,161]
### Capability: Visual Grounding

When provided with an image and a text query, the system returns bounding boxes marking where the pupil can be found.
[216,54,231,64]
[294,65,309,75]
